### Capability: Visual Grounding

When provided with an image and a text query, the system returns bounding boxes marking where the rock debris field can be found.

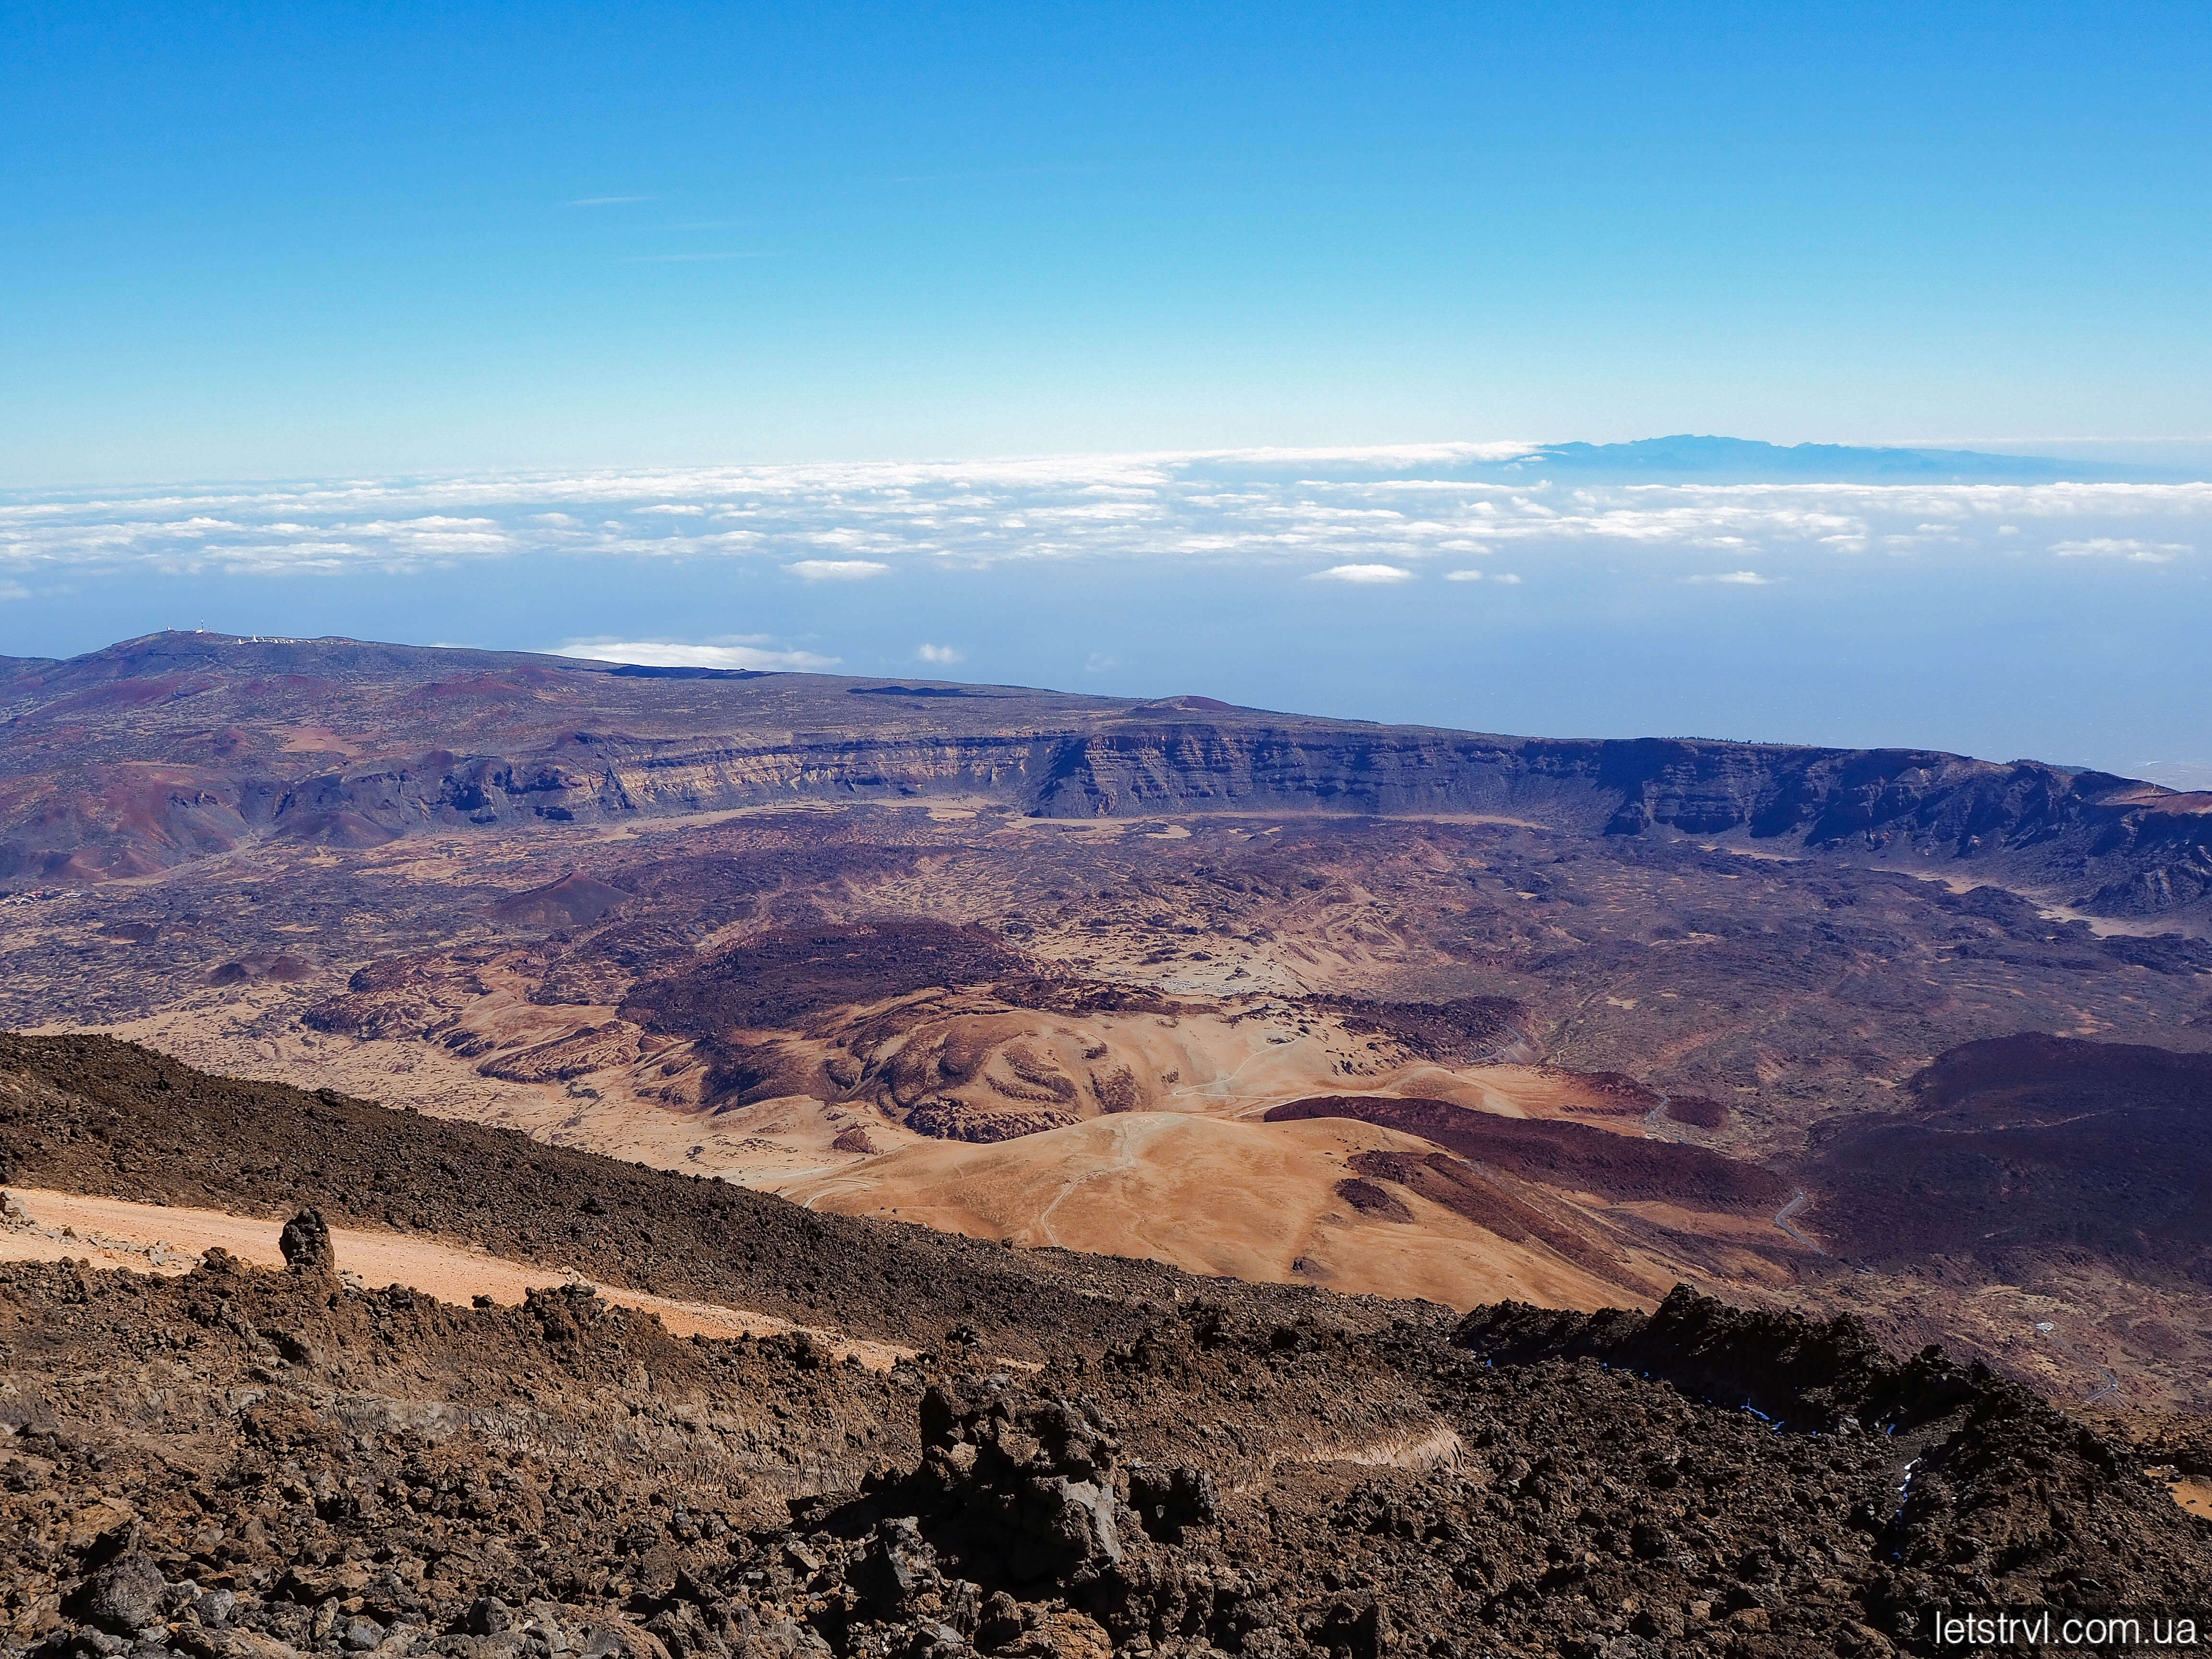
[0,1036,2207,1659]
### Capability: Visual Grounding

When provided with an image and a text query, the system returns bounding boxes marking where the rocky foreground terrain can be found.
[2,1038,2209,1659]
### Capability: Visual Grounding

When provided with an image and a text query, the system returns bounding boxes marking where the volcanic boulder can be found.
[897,1384,1131,1593]
[279,1207,341,1288]
[68,1551,168,1635]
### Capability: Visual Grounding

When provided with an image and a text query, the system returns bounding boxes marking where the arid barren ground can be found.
[5,633,2212,1403]
[2,631,2211,1656]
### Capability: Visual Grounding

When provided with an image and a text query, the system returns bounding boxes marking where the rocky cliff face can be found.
[2,633,2207,921]
[502,726,2207,919]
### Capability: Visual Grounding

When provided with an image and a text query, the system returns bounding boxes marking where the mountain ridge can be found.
[1180,432,2176,484]
[3,633,2208,924]
[1502,433,2167,483]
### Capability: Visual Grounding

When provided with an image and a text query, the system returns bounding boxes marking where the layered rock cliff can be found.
[1,633,2207,921]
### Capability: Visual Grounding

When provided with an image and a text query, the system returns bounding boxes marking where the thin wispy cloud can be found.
[1311,564,1414,584]
[1444,569,1484,581]
[2133,759,2212,791]
[1689,570,1774,585]
[786,559,890,580]
[915,643,963,664]
[2052,538,2189,562]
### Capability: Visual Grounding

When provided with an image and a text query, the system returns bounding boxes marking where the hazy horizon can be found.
[5,435,2206,790]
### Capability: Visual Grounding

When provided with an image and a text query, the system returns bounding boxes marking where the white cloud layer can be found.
[2,446,2206,588]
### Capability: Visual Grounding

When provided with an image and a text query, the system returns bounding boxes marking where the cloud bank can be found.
[1,445,2205,591]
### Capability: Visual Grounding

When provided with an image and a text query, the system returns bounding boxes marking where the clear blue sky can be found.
[4,1,2209,484]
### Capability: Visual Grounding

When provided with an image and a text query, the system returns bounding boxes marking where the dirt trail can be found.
[1773,1188,1826,1254]
[0,1186,910,1368]
[1638,1091,1694,1147]
[1033,1115,1142,1246]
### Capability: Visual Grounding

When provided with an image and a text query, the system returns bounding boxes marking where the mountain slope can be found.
[2,1035,2207,1659]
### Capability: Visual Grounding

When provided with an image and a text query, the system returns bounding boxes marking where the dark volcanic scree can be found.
[2,1040,2210,1659]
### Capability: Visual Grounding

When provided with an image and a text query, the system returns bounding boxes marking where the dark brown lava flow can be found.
[1264,1095,1793,1213]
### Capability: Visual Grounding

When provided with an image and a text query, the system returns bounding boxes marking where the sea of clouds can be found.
[1,443,2203,586]
[1,445,2205,785]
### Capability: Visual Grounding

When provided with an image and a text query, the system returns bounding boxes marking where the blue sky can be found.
[2,5,2209,783]
[4,2,2209,482]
